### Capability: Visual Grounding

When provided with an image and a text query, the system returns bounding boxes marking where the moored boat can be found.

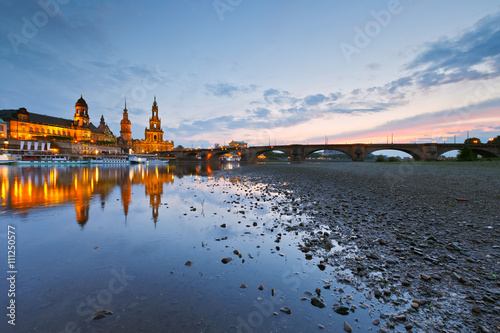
[0,154,15,165]
[90,156,130,164]
[13,155,90,165]
[129,156,148,164]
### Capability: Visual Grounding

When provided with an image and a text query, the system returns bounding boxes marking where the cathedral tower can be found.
[120,98,132,142]
[74,95,90,128]
[144,96,164,143]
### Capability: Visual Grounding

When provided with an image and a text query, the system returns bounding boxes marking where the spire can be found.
[100,114,105,125]
[153,95,157,107]
[124,97,127,111]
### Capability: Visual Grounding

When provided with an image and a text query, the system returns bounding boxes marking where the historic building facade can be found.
[118,97,174,153]
[0,96,114,145]
[1,95,174,154]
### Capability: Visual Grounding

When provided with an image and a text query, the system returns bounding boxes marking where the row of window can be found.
[29,127,69,136]
[22,127,102,141]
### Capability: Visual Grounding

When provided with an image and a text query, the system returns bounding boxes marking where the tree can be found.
[457,146,475,161]
[375,155,386,162]
[464,137,481,144]
[488,136,500,144]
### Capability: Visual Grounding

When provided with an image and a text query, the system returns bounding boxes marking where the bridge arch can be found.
[302,148,353,160]
[364,147,423,161]
[367,149,415,160]
[470,148,500,158]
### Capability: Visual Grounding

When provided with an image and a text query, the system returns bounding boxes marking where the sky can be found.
[1,0,500,151]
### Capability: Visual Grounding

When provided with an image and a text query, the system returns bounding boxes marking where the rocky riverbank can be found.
[218,161,500,332]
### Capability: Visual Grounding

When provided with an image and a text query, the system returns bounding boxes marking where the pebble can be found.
[472,306,481,313]
[420,273,431,281]
[343,321,352,332]
[240,284,247,289]
[395,314,406,321]
[333,305,349,315]
[318,324,324,329]
[311,297,326,308]
[258,284,264,290]
[92,310,112,320]
[280,306,291,314]
[221,257,233,264]
[185,261,193,266]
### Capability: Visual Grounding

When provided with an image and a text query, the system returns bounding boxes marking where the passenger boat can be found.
[90,156,130,164]
[0,154,15,165]
[129,156,148,164]
[220,156,240,163]
[14,155,90,165]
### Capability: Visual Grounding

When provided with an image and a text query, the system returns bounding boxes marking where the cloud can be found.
[406,11,500,88]
[366,63,381,70]
[303,94,328,106]
[320,98,500,142]
[204,82,257,97]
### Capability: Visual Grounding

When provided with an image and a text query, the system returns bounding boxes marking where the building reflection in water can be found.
[0,162,231,227]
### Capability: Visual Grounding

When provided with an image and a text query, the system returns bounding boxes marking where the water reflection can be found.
[0,162,236,227]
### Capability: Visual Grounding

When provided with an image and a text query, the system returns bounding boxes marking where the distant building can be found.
[97,115,116,144]
[0,95,175,155]
[0,119,7,138]
[0,95,114,144]
[228,140,247,148]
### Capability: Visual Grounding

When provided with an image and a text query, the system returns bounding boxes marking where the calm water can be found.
[1,163,403,333]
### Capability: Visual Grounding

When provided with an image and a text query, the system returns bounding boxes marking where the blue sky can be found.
[1,0,499,148]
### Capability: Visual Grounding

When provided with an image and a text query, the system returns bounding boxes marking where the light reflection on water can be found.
[0,163,403,333]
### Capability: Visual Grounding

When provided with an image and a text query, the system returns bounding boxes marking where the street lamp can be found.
[443,138,446,144]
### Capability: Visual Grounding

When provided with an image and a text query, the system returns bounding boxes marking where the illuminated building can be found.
[0,96,116,154]
[128,97,174,153]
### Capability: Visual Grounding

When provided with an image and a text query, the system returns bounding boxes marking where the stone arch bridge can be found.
[159,143,500,163]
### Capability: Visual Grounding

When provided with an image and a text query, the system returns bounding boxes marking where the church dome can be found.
[76,95,88,107]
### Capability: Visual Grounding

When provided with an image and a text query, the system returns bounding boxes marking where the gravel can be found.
[219,160,500,332]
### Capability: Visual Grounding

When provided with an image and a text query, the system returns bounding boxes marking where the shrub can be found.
[375,155,386,162]
[388,156,399,162]
[457,146,475,161]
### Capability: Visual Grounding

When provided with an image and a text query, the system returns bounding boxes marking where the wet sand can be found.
[219,161,500,332]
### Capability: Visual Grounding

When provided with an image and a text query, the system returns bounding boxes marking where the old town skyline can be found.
[1,1,500,150]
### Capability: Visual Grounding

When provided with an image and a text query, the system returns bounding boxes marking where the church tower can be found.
[74,95,90,128]
[144,96,164,143]
[120,98,132,142]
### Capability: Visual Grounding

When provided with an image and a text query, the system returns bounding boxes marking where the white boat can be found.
[129,156,148,164]
[220,156,240,163]
[0,154,15,165]
[14,155,90,165]
[91,156,130,164]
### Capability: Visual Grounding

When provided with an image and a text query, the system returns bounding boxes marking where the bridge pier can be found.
[351,145,365,162]
[422,144,438,161]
